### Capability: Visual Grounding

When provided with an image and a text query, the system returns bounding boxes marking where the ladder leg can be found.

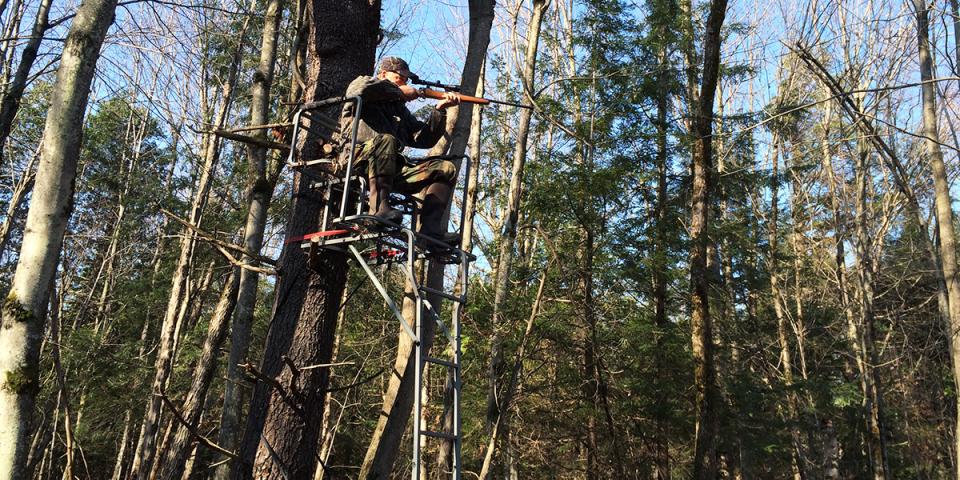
[412,231,422,480]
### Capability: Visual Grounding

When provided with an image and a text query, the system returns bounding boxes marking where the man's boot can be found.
[368,175,403,225]
[419,182,460,247]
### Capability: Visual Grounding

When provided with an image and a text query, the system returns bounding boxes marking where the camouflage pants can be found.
[355,133,456,193]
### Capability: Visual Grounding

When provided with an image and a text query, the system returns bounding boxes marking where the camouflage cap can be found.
[380,56,416,79]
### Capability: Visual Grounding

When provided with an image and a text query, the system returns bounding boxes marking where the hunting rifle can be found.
[410,76,533,110]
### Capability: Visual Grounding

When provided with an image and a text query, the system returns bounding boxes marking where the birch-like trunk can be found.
[0,0,117,476]
[913,2,960,477]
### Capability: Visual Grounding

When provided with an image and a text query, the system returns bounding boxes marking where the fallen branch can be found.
[225,122,292,134]
[210,129,290,151]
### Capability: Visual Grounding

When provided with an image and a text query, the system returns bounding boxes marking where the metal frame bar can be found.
[347,243,418,343]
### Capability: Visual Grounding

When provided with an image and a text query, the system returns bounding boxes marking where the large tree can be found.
[233,0,381,478]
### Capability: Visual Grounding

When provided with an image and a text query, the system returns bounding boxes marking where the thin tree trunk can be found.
[0,0,117,476]
[357,0,494,476]
[951,0,960,74]
[0,0,52,161]
[0,145,38,256]
[652,39,672,480]
[680,0,728,477]
[48,276,78,480]
[433,65,487,479]
[130,16,248,478]
[853,130,888,480]
[913,3,960,477]
[481,3,548,476]
[216,0,285,476]
[767,134,807,479]
[479,262,550,479]
[154,269,239,480]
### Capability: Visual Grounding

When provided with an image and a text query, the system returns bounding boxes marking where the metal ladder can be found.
[283,97,472,479]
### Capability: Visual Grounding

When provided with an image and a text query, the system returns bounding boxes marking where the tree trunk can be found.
[0,0,117,476]
[853,130,888,480]
[767,134,807,479]
[0,0,52,161]
[233,1,380,478]
[0,146,38,257]
[433,62,487,477]
[215,1,285,476]
[652,39,672,480]
[681,0,728,478]
[154,269,239,480]
[358,1,494,477]
[483,2,548,475]
[130,16,247,478]
[913,2,960,477]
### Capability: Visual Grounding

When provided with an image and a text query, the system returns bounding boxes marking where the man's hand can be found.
[399,84,420,102]
[435,91,461,110]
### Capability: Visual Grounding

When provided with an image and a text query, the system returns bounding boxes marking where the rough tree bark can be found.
[233,1,381,478]
[0,0,118,476]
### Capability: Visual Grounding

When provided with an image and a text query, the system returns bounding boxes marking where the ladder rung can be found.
[424,356,456,368]
[420,430,457,441]
[419,286,463,303]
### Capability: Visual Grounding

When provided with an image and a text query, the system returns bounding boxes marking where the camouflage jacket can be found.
[338,75,446,154]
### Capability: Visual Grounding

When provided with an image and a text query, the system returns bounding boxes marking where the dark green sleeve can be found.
[405,107,447,149]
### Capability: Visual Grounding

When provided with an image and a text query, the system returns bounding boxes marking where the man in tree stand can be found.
[339,56,461,246]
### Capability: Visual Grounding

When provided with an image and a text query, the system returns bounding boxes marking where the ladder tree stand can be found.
[268,95,475,479]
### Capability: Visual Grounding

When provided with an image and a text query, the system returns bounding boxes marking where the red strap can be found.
[285,229,351,244]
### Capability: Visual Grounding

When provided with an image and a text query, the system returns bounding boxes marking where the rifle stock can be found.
[418,88,533,110]
[419,88,490,105]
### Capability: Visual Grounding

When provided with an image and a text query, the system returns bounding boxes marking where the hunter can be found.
[339,56,461,246]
